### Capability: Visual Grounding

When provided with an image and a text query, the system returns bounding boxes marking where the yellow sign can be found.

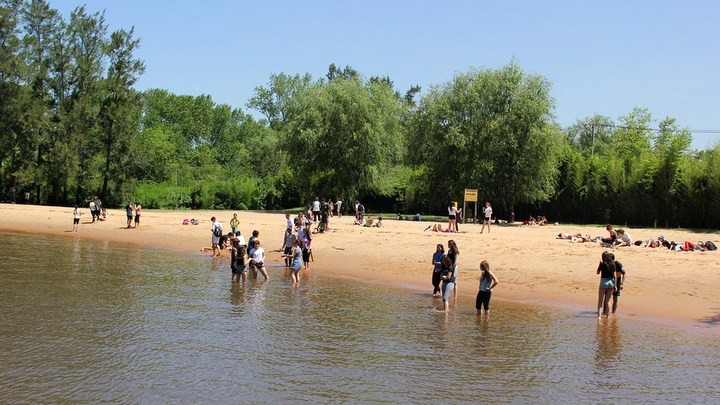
[464,189,478,202]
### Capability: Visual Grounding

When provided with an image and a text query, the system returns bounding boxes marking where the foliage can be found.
[407,62,565,216]
[1,2,718,228]
[282,75,407,201]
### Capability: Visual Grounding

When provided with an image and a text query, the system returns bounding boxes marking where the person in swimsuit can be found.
[596,251,616,319]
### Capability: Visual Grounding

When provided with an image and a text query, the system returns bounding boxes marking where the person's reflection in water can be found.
[229,283,247,316]
[594,317,622,373]
[248,279,268,313]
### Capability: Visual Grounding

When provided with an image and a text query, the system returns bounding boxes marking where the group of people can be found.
[523,215,548,226]
[71,197,137,231]
[210,210,322,285]
[125,201,142,229]
[430,240,499,314]
[558,224,718,252]
[88,196,103,222]
[596,251,626,318]
[210,216,270,283]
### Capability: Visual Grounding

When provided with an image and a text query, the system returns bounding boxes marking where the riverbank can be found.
[2,203,718,331]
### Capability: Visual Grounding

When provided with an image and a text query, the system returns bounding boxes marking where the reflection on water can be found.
[0,232,718,403]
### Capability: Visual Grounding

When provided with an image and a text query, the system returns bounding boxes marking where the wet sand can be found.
[2,203,718,331]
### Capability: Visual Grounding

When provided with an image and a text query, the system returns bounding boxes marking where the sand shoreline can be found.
[2,203,718,333]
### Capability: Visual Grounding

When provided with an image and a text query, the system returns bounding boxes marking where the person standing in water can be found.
[431,244,445,296]
[447,239,460,297]
[610,252,626,314]
[476,260,499,316]
[440,256,456,312]
[596,251,616,319]
[284,239,303,284]
[72,206,82,231]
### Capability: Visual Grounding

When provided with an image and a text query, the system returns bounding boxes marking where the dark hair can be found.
[448,240,459,255]
[601,251,616,273]
[252,230,259,237]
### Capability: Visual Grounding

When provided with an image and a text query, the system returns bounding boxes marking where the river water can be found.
[1,232,718,403]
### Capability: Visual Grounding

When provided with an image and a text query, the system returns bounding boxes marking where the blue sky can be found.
[49,0,720,150]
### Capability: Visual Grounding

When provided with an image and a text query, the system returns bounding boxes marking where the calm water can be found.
[1,232,718,403]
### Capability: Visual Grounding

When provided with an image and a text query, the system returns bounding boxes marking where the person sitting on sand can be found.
[599,224,617,246]
[614,229,632,247]
[372,217,384,228]
[354,214,366,226]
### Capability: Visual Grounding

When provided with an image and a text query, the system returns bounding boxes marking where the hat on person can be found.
[658,235,665,240]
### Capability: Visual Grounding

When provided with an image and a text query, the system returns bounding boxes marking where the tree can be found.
[408,62,564,218]
[98,27,144,202]
[283,75,406,199]
[247,72,313,130]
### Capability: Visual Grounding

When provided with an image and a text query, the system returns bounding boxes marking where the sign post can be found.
[463,189,478,223]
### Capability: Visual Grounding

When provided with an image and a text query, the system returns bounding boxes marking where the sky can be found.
[48,0,720,150]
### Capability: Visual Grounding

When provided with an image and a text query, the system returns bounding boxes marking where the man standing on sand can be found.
[211,216,223,256]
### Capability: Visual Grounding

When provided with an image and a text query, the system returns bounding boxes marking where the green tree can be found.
[284,75,406,199]
[408,62,564,218]
[98,27,144,202]
[247,72,313,131]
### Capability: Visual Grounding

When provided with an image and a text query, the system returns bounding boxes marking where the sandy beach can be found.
[2,203,718,331]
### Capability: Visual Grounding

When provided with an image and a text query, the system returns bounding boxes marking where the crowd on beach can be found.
[64,193,714,319]
[206,197,388,286]
[70,196,141,231]
[556,223,718,252]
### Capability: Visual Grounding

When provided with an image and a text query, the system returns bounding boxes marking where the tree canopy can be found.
[1,0,719,228]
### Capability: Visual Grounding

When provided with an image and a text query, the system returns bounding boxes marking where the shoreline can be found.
[1,203,718,333]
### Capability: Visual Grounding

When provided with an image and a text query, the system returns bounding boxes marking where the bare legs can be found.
[597,288,613,318]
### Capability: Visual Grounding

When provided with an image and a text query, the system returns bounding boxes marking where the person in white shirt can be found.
[480,202,493,234]
[312,197,321,223]
[447,202,458,233]
[335,198,343,217]
[614,229,632,247]
[249,239,269,280]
